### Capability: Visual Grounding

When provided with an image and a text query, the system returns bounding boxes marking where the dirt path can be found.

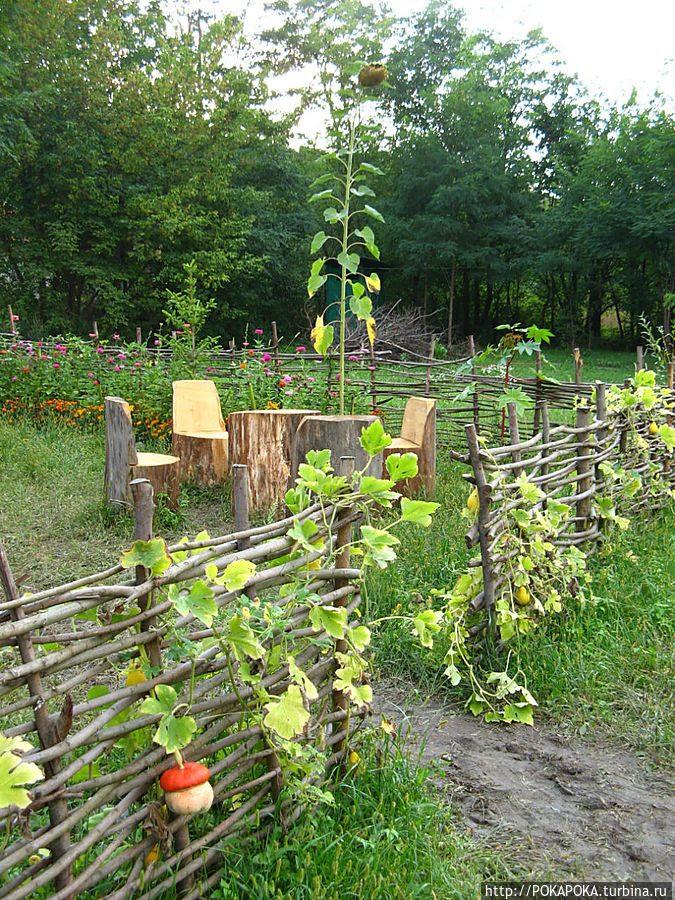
[375,680,675,883]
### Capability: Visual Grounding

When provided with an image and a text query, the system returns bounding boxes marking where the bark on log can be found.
[228,409,320,517]
[291,415,382,484]
[171,432,228,486]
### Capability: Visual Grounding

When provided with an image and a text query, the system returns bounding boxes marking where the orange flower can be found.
[240,362,247,369]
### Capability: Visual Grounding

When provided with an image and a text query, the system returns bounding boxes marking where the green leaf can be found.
[400,499,440,527]
[310,231,329,254]
[311,315,334,355]
[0,735,43,809]
[168,580,218,627]
[497,387,534,416]
[503,702,534,725]
[220,559,256,592]
[351,184,375,197]
[288,518,320,552]
[155,713,197,754]
[309,189,334,204]
[337,251,360,274]
[351,280,365,299]
[323,207,342,224]
[385,452,419,482]
[349,625,371,651]
[120,539,172,576]
[349,293,372,321]
[361,525,399,569]
[411,609,441,648]
[363,204,385,222]
[309,605,348,639]
[359,162,384,176]
[658,424,675,449]
[288,655,319,701]
[228,614,265,661]
[358,475,399,507]
[360,418,392,456]
[263,685,310,740]
[140,683,177,718]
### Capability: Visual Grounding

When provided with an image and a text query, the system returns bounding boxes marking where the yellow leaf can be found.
[365,273,380,293]
[366,316,376,347]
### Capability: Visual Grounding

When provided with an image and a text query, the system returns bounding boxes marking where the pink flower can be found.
[87,372,95,378]
[254,328,263,335]
[89,333,97,338]
[175,330,183,336]
[367,365,375,371]
[282,374,292,384]
[307,377,315,382]
[348,355,359,362]
[52,362,60,369]
[113,333,120,340]
[296,346,306,353]
[96,347,104,353]
[117,353,127,359]
[261,353,271,363]
[243,341,249,347]
[10,314,19,321]
[154,339,160,346]
[55,343,62,351]
[134,362,142,368]
[108,357,114,363]
[11,376,17,382]
[183,323,191,329]
[284,389,293,395]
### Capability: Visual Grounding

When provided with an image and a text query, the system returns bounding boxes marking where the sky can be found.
[204,0,674,110]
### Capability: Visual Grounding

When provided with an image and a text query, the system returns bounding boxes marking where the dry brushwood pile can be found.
[0,489,370,900]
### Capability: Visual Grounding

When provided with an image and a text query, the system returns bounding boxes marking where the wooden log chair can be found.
[172,379,229,486]
[382,397,436,497]
[104,396,180,508]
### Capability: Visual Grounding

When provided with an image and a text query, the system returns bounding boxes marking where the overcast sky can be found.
[206,0,674,109]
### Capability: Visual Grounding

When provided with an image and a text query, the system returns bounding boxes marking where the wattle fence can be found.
[0,474,368,900]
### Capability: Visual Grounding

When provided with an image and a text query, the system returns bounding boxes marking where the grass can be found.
[212,739,519,900]
[0,419,234,588]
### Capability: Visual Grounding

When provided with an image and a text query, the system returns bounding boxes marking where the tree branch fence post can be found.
[332,456,355,759]
[425,336,435,397]
[575,403,594,534]
[636,345,644,371]
[468,335,480,433]
[232,463,284,802]
[594,382,608,509]
[465,425,495,627]
[574,347,582,386]
[131,478,192,894]
[507,401,523,478]
[532,350,542,436]
[369,342,377,413]
[0,544,74,899]
[271,321,280,371]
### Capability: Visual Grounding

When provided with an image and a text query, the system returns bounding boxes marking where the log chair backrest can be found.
[104,396,138,503]
[400,397,436,446]
[172,379,227,434]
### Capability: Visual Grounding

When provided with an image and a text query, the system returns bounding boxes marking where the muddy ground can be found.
[375,679,675,883]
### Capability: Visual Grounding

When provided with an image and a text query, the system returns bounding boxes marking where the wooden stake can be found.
[636,345,644,371]
[136,326,142,345]
[425,337,435,396]
[130,479,162,672]
[507,402,523,478]
[532,350,542,436]
[0,544,74,898]
[271,321,280,370]
[468,334,480,432]
[573,347,582,386]
[465,426,494,623]
[575,404,593,533]
[332,457,355,757]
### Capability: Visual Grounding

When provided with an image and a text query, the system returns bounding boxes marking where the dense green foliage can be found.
[1,0,673,347]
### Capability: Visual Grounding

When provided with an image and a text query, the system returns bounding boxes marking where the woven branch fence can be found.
[0,468,368,900]
[460,381,675,616]
[1,329,602,449]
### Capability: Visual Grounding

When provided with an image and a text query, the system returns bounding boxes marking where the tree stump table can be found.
[227,409,320,518]
[291,414,383,483]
